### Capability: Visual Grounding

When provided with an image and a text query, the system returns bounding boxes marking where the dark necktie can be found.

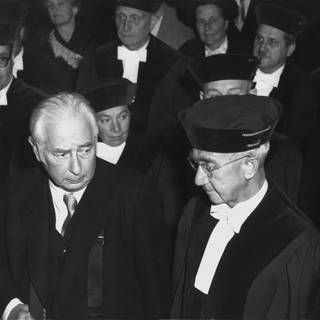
[62,193,77,236]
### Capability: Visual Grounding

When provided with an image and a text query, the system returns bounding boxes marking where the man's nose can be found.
[111,119,120,133]
[123,18,132,32]
[194,166,208,186]
[69,153,81,175]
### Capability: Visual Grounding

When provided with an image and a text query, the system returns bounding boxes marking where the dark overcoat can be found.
[1,159,172,319]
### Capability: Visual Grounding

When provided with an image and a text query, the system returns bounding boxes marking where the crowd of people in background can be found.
[0,0,320,319]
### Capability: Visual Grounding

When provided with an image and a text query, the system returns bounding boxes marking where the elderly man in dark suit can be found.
[252,3,317,148]
[0,21,47,180]
[171,95,320,319]
[0,92,171,320]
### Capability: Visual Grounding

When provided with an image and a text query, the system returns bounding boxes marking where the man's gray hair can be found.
[30,92,99,145]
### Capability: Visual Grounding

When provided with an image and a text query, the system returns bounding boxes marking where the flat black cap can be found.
[84,78,137,112]
[195,54,258,85]
[255,3,307,37]
[179,94,282,153]
[115,0,163,13]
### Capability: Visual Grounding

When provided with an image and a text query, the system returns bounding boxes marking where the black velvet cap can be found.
[196,54,259,85]
[179,95,282,153]
[84,78,137,112]
[255,3,307,37]
[0,23,17,45]
[0,0,27,26]
[115,0,162,13]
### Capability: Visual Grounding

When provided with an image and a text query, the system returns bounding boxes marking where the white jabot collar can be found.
[13,47,24,77]
[254,64,285,88]
[117,40,149,83]
[0,77,13,106]
[210,179,268,233]
[96,141,126,165]
[205,36,228,57]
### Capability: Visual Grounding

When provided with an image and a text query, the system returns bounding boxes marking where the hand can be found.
[8,304,34,320]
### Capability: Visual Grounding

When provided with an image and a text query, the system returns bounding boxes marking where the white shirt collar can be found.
[49,180,87,234]
[254,64,285,88]
[13,47,24,77]
[210,179,268,233]
[96,141,126,165]
[49,180,86,204]
[0,77,13,106]
[205,36,228,57]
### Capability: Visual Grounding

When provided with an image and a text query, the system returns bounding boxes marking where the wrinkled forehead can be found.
[0,45,11,56]
[204,79,251,91]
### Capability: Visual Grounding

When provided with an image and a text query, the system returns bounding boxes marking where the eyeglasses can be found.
[0,46,12,68]
[187,155,250,178]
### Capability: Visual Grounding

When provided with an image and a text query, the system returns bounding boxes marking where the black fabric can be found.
[268,62,317,147]
[0,78,47,180]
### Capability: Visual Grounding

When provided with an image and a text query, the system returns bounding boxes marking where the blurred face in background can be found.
[97,106,130,147]
[196,4,228,51]
[0,45,13,90]
[45,0,79,27]
[253,24,295,74]
[203,79,252,98]
[115,6,157,50]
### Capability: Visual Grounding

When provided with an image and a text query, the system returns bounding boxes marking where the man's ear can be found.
[286,42,296,57]
[28,136,41,162]
[242,156,259,180]
[150,13,159,31]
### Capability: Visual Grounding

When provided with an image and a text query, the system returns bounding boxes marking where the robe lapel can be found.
[99,42,123,78]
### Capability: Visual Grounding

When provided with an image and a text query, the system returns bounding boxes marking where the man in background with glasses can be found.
[171,94,320,319]
[0,20,47,180]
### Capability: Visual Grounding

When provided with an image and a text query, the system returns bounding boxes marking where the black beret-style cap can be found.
[179,94,282,153]
[115,0,163,13]
[255,3,307,37]
[0,0,27,26]
[196,54,259,85]
[84,78,137,113]
[0,23,17,45]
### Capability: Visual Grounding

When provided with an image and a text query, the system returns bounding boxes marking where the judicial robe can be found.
[117,134,185,239]
[93,35,189,156]
[1,159,172,319]
[0,78,47,180]
[171,182,320,319]
[16,46,61,94]
[260,62,317,148]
